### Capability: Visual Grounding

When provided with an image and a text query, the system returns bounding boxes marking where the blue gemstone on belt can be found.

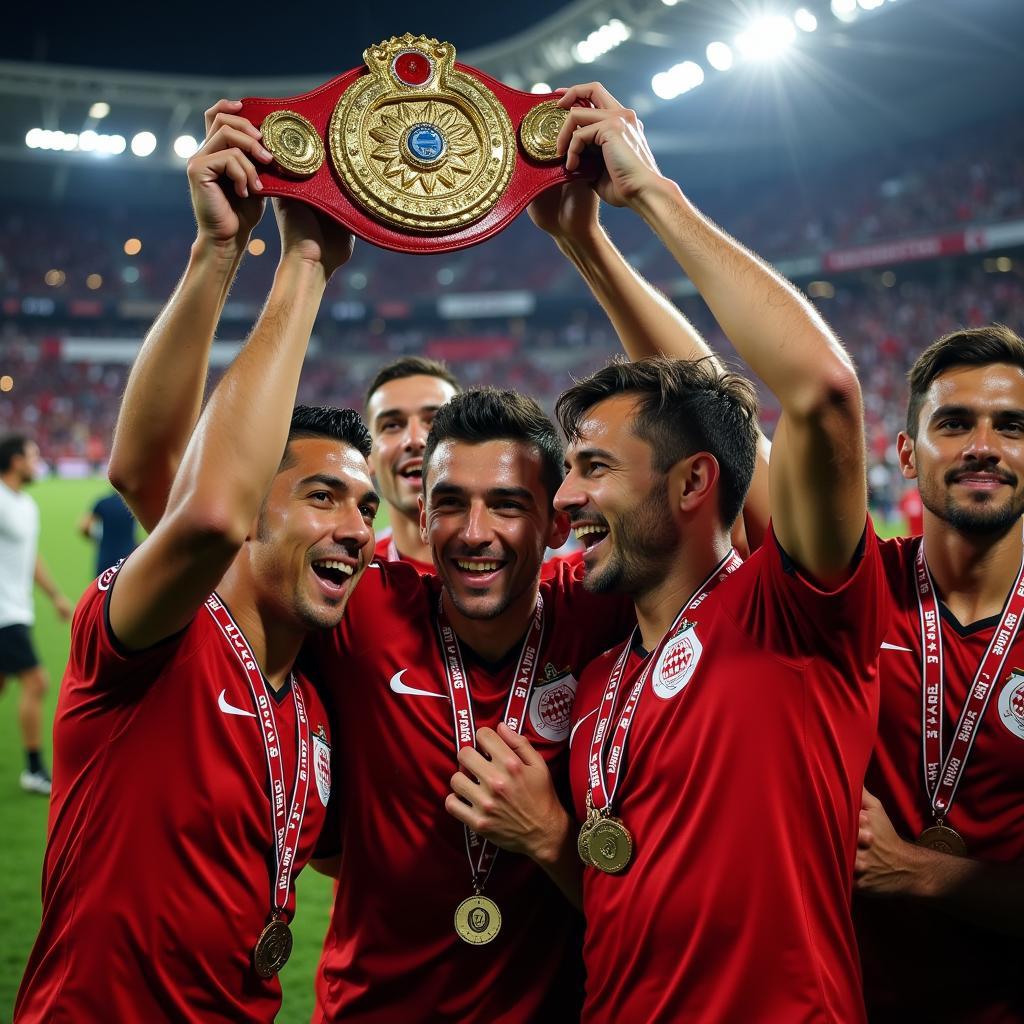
[407,124,445,163]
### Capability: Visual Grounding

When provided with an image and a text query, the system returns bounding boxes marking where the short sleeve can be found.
[727,516,890,674]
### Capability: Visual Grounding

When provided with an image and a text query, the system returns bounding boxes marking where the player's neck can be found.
[442,580,540,663]
[633,531,732,651]
[922,515,1024,625]
[0,470,23,493]
[390,505,431,564]
[216,576,303,691]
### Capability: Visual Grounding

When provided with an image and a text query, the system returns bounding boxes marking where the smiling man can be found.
[364,356,460,572]
[854,324,1024,1022]
[304,387,633,1023]
[448,82,889,1023]
[15,187,377,1022]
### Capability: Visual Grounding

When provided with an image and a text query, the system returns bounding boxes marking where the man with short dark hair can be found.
[451,83,888,1023]
[363,355,460,571]
[854,323,1024,1022]
[16,115,376,1023]
[303,384,633,1022]
[0,434,71,795]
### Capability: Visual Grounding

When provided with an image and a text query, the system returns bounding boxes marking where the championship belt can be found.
[239,34,583,254]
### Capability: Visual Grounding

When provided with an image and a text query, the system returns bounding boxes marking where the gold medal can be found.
[587,817,633,874]
[578,793,600,866]
[454,894,502,945]
[253,917,293,978]
[916,823,967,857]
[577,818,596,866]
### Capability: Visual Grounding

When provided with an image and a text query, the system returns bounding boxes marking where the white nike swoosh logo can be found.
[569,708,598,748]
[389,670,449,700]
[881,641,913,652]
[218,689,258,718]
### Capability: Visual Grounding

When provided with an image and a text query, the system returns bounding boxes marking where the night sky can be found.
[2,2,569,76]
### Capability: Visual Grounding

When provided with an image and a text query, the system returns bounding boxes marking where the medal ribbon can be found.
[205,595,312,917]
[914,539,1024,818]
[387,537,400,562]
[588,549,742,814]
[435,594,545,891]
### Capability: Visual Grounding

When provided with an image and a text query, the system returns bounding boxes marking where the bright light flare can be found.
[173,135,199,159]
[705,41,734,71]
[131,131,157,157]
[735,16,797,61]
[794,8,818,31]
[530,82,552,94]
[831,0,858,22]
[88,101,110,119]
[651,61,705,100]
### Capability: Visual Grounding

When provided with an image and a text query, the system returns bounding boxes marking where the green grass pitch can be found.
[0,477,902,1019]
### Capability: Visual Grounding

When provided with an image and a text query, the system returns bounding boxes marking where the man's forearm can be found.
[890,841,1024,937]
[165,252,327,529]
[631,181,855,411]
[108,242,243,532]
[554,226,712,364]
[34,556,64,602]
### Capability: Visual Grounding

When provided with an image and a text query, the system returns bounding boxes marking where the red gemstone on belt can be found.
[393,51,432,86]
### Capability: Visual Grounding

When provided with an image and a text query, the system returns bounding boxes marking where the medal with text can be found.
[206,596,312,977]
[912,542,1024,856]
[436,595,546,944]
[582,550,742,873]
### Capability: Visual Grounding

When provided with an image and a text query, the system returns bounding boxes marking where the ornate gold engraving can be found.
[519,100,567,162]
[260,110,324,177]
[328,34,515,232]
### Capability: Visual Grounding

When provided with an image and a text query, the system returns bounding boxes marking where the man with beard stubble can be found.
[448,82,889,1023]
[855,324,1024,1023]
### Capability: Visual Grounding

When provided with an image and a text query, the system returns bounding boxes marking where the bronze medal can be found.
[916,823,967,857]
[587,817,633,874]
[253,918,293,978]
[454,894,502,945]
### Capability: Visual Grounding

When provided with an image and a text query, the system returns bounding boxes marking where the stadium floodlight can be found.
[573,19,631,64]
[26,127,125,155]
[705,41,734,71]
[531,82,552,94]
[88,101,110,119]
[661,0,680,5]
[793,8,818,31]
[735,15,797,60]
[131,131,157,157]
[173,135,199,159]
[651,61,705,101]
[830,0,858,22]
[857,0,885,8]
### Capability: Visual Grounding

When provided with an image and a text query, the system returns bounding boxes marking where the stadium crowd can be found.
[2,111,1022,306]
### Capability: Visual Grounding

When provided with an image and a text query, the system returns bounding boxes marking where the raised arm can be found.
[555,83,865,584]
[108,100,273,532]
[529,178,770,550]
[108,203,353,650]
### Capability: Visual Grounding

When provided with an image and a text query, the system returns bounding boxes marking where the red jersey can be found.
[857,536,1024,1023]
[373,531,585,580]
[568,522,888,1023]
[304,557,633,1023]
[15,564,332,1024]
[373,531,434,575]
[898,489,924,536]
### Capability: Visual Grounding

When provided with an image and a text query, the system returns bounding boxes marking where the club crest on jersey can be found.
[96,558,126,591]
[313,725,332,806]
[997,668,1024,742]
[652,620,702,700]
[528,663,577,741]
